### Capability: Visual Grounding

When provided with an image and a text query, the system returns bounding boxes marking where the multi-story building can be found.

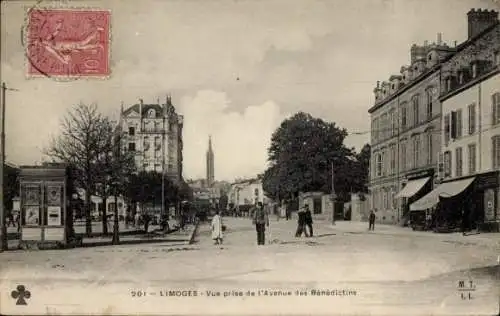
[410,9,500,231]
[120,96,184,183]
[368,34,456,224]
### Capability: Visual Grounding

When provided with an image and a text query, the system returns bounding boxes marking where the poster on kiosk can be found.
[47,185,63,226]
[47,206,62,226]
[19,164,69,247]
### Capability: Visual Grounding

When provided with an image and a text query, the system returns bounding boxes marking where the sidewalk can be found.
[4,220,198,251]
[321,219,500,248]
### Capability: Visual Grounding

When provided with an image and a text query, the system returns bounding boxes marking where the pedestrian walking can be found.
[461,207,468,236]
[211,210,224,245]
[369,210,376,231]
[253,202,269,245]
[143,213,151,233]
[16,213,21,232]
[285,205,291,221]
[304,204,314,237]
[134,212,140,228]
[295,206,309,237]
[7,213,15,227]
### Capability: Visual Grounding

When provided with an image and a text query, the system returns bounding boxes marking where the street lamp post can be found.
[112,181,120,245]
[0,82,18,252]
[0,83,6,251]
[330,161,337,225]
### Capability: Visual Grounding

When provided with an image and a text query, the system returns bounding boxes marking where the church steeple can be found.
[206,135,214,187]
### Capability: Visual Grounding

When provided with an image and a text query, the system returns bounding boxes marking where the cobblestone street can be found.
[1,217,498,315]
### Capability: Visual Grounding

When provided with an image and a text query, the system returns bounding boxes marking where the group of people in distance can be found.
[210,202,316,246]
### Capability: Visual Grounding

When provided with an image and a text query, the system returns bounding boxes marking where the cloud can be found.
[179,91,285,181]
[2,0,497,179]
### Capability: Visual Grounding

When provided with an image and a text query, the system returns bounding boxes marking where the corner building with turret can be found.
[120,96,184,184]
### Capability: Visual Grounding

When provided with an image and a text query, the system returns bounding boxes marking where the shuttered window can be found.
[468,144,476,175]
[455,147,463,177]
[468,103,476,134]
[493,136,500,169]
[493,93,500,126]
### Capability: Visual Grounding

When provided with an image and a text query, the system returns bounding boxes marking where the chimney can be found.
[424,40,429,47]
[454,40,457,47]
[437,33,442,45]
[377,81,380,89]
[467,8,499,39]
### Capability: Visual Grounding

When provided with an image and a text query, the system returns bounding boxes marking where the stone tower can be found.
[206,135,214,187]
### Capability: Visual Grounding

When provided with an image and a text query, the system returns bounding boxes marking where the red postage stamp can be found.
[26,8,110,78]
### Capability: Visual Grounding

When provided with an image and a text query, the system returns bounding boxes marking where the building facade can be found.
[120,96,184,183]
[368,35,454,224]
[206,136,215,187]
[228,178,267,207]
[411,10,500,230]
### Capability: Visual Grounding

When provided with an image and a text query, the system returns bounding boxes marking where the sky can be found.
[1,0,499,182]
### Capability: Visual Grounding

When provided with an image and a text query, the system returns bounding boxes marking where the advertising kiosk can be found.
[19,164,74,249]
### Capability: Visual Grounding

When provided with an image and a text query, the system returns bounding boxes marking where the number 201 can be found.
[131,290,146,297]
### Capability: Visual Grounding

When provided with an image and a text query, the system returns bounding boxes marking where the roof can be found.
[368,21,499,114]
[231,178,261,186]
[452,21,499,54]
[123,104,167,118]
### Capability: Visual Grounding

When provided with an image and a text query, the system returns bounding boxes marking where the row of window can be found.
[143,162,174,170]
[127,137,164,152]
[442,136,500,179]
[373,132,434,178]
[371,186,397,211]
[373,88,435,144]
[444,93,500,144]
[127,121,175,136]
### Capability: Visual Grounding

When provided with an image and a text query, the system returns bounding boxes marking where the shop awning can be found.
[410,177,475,211]
[395,177,431,198]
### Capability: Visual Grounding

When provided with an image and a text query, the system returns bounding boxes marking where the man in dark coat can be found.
[295,206,309,237]
[143,213,151,233]
[252,202,269,245]
[285,204,291,221]
[304,204,313,237]
[369,210,376,231]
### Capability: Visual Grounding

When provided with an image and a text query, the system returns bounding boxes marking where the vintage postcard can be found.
[1,0,499,315]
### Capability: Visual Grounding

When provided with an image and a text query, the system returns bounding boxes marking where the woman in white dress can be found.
[211,210,223,245]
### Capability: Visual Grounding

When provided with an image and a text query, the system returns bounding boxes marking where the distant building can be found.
[228,178,268,208]
[77,189,127,219]
[206,136,215,187]
[120,96,184,183]
[187,179,207,189]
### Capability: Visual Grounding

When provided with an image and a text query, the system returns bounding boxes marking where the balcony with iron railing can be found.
[140,127,165,134]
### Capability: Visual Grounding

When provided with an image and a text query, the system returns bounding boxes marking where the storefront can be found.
[395,169,434,222]
[473,171,499,232]
[410,171,500,232]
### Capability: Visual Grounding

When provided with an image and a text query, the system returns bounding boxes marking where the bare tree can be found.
[95,117,136,235]
[44,103,110,236]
